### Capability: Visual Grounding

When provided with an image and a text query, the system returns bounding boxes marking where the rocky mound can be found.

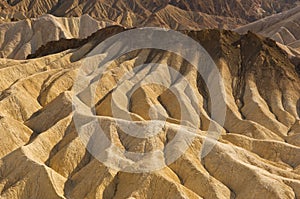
[27,25,126,59]
[236,5,300,76]
[236,5,300,56]
[0,26,299,198]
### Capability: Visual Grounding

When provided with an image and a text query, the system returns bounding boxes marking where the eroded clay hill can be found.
[1,0,299,29]
[0,25,299,199]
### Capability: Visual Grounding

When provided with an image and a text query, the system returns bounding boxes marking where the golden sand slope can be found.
[0,26,300,199]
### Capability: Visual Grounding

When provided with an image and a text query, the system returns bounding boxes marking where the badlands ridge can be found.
[0,21,299,198]
[0,1,300,198]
